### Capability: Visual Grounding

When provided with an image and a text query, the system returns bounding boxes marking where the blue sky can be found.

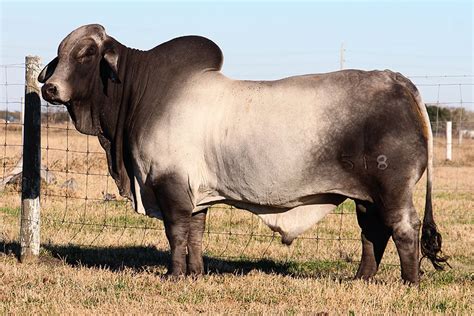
[1,0,472,109]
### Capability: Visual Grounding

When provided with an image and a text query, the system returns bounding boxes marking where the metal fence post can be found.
[446,121,452,161]
[19,56,42,262]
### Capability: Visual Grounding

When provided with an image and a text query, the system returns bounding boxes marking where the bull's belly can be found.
[254,204,337,244]
[194,194,343,245]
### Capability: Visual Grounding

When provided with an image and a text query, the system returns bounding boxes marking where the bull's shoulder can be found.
[152,36,223,73]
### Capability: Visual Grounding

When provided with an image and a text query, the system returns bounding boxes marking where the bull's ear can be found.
[103,47,120,84]
[38,57,59,83]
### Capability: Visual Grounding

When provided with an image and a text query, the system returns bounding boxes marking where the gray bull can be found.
[39,24,447,283]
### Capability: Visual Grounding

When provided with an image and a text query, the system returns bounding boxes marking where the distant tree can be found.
[425,104,474,133]
[0,111,21,122]
[41,106,70,124]
[426,104,452,123]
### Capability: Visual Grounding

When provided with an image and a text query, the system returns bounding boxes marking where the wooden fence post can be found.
[19,56,42,262]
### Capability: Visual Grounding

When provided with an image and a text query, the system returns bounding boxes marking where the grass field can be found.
[1,123,473,314]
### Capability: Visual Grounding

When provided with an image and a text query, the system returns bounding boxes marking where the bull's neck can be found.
[117,44,149,119]
[96,43,150,200]
[101,43,149,141]
[119,45,149,112]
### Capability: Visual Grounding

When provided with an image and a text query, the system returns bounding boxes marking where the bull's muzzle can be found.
[41,82,63,105]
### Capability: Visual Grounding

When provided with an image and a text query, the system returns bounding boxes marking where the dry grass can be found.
[1,123,473,314]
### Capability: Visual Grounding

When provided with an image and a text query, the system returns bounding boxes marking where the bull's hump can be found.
[153,35,223,73]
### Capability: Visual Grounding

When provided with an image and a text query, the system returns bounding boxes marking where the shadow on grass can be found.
[0,240,20,259]
[1,240,355,279]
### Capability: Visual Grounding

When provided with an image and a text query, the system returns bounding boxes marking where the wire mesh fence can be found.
[1,60,473,268]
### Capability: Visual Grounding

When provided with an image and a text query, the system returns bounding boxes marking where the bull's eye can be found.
[84,46,96,56]
[76,46,97,63]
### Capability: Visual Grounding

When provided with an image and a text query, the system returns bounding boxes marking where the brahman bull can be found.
[39,24,447,283]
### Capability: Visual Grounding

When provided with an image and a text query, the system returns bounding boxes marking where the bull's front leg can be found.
[162,208,192,276]
[187,209,208,275]
[155,175,208,277]
[162,208,207,276]
[155,176,197,277]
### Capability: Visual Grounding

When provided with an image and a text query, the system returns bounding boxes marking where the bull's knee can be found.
[392,216,421,248]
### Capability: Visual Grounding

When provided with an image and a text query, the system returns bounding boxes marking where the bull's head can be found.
[39,24,120,135]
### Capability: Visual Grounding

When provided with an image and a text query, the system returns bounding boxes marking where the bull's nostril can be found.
[46,83,57,95]
[43,83,59,100]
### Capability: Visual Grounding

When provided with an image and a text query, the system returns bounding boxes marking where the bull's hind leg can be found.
[386,201,421,284]
[355,201,391,280]
[186,209,207,275]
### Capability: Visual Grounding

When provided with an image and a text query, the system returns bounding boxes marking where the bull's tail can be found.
[418,94,450,271]
[394,72,449,270]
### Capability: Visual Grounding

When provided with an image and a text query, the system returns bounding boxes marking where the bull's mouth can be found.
[47,99,64,106]
[42,94,70,106]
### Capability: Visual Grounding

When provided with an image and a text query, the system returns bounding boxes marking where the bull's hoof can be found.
[162,274,185,282]
[163,269,204,281]
[354,266,377,281]
[401,276,420,286]
[186,268,205,277]
[186,273,204,281]
[354,274,375,282]
[163,270,186,281]
[186,259,205,276]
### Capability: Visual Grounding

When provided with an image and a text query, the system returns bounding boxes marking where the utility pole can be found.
[340,42,345,70]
